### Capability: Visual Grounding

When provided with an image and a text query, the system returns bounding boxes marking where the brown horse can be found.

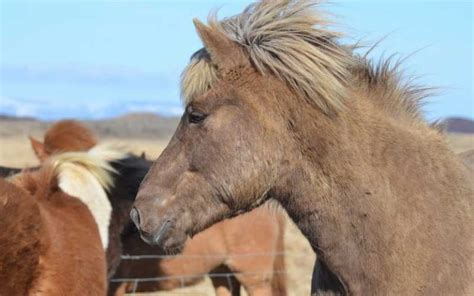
[29,119,97,161]
[459,149,474,168]
[30,120,287,296]
[0,147,118,295]
[29,120,137,278]
[131,1,473,295]
[112,206,286,296]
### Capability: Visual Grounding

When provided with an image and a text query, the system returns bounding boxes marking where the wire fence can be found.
[119,251,306,260]
[111,252,313,295]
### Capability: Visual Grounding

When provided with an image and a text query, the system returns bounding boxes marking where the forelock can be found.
[181,48,218,105]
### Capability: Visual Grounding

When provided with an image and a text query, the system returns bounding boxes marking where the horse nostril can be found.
[130,207,141,227]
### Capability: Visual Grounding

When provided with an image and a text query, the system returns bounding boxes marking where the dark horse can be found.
[0,166,22,178]
[131,1,473,295]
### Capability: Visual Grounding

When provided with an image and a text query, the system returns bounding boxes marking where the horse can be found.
[28,120,152,278]
[112,206,286,296]
[29,119,97,161]
[459,149,474,168]
[0,145,123,295]
[0,166,23,178]
[30,120,287,296]
[131,1,473,295]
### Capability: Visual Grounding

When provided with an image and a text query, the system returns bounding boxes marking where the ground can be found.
[1,129,472,296]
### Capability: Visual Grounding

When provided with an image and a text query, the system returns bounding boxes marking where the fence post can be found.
[131,279,138,295]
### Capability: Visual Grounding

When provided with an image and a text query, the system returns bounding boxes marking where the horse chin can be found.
[161,243,185,256]
[157,232,187,255]
[140,220,188,254]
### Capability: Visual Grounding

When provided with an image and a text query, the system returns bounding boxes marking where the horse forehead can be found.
[194,80,251,106]
[189,86,224,107]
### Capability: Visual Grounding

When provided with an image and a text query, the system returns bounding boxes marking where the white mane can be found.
[48,144,127,249]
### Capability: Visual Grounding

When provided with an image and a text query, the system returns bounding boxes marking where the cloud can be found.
[122,103,183,116]
[0,96,40,118]
[0,64,178,88]
[0,95,183,119]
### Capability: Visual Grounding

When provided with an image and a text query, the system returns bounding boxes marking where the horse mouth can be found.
[139,219,174,246]
[153,220,173,245]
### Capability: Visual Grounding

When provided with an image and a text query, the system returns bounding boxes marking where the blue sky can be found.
[0,0,472,120]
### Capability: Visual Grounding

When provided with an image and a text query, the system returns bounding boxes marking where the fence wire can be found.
[119,251,307,260]
[111,252,312,295]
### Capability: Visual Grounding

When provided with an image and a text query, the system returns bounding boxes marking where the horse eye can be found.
[188,111,207,124]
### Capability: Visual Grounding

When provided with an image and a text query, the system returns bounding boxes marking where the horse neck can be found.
[106,156,151,267]
[108,156,151,225]
[271,96,471,294]
[58,163,112,250]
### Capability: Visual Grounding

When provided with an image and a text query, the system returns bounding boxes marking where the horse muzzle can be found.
[130,206,175,246]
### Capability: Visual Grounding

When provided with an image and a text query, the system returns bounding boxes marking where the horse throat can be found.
[271,107,385,295]
[272,169,353,295]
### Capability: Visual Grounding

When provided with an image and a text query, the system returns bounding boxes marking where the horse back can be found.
[0,178,42,296]
[30,191,107,295]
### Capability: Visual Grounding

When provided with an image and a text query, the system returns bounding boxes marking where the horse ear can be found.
[193,18,247,69]
[29,136,48,162]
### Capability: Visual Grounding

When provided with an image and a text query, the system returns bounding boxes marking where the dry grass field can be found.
[0,123,472,295]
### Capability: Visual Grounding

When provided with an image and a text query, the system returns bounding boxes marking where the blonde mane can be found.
[182,0,430,122]
[352,56,433,124]
[47,144,128,249]
[182,0,353,115]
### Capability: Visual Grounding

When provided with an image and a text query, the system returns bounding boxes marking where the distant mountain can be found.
[90,112,180,138]
[0,112,180,139]
[0,114,37,121]
[441,117,474,134]
[1,113,473,140]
